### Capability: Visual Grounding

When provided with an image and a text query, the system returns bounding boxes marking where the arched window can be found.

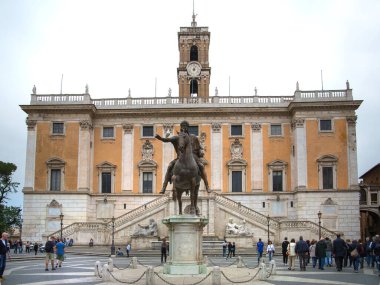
[190,45,198,61]
[190,79,198,96]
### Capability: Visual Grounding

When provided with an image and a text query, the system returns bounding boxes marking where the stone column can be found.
[251,123,263,191]
[211,123,222,191]
[122,124,134,192]
[347,116,359,189]
[77,121,92,191]
[292,118,307,190]
[24,118,37,191]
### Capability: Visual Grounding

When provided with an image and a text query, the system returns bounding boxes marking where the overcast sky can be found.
[1,0,379,208]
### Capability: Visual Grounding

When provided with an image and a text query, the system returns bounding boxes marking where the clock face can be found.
[186,62,201,77]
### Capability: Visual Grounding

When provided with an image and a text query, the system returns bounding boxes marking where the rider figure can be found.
[155,120,211,194]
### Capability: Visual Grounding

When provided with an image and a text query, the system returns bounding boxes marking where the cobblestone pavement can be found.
[2,252,380,285]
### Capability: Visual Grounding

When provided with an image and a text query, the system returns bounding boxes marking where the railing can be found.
[50,222,108,238]
[29,89,351,108]
[280,220,337,239]
[214,193,280,229]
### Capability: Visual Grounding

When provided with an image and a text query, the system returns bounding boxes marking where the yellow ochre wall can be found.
[306,119,348,190]
[34,122,79,191]
[262,124,292,193]
[93,126,122,194]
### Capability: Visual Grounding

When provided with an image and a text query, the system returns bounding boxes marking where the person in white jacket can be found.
[267,240,275,261]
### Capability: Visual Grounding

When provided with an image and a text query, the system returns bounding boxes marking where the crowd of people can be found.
[222,240,236,258]
[255,234,380,275]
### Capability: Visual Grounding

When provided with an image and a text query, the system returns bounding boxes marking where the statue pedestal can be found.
[162,215,208,275]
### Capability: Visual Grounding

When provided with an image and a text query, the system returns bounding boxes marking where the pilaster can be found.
[251,123,263,191]
[292,118,307,190]
[77,120,92,191]
[24,118,37,191]
[122,124,134,192]
[347,116,359,189]
[211,123,222,191]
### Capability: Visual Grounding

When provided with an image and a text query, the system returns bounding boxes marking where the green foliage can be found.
[0,205,22,234]
[0,161,19,205]
[0,161,21,234]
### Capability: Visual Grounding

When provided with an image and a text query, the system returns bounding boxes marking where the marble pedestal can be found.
[162,215,208,275]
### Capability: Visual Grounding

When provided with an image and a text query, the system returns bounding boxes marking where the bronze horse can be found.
[172,131,201,216]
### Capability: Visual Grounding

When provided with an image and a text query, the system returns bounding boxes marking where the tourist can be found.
[350,239,360,273]
[282,237,289,265]
[25,241,30,253]
[231,242,236,257]
[89,238,94,247]
[45,236,56,271]
[266,240,275,261]
[332,233,347,272]
[55,238,65,268]
[33,242,39,255]
[373,235,380,276]
[222,240,227,257]
[295,236,308,271]
[358,239,366,269]
[116,248,124,256]
[287,238,296,270]
[325,237,333,267]
[365,236,375,268]
[315,237,327,270]
[0,232,10,281]
[256,238,264,263]
[344,239,352,267]
[226,242,232,259]
[309,240,317,268]
[13,240,18,254]
[126,243,131,257]
[161,238,168,263]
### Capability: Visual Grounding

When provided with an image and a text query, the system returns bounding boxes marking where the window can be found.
[317,155,337,190]
[101,172,111,193]
[142,126,154,137]
[231,125,243,136]
[190,79,198,96]
[52,122,64,135]
[103,127,114,138]
[190,45,198,61]
[97,161,116,194]
[320,119,332,131]
[371,192,378,205]
[143,172,153,193]
[359,189,367,205]
[50,169,61,191]
[46,158,65,192]
[272,171,283,191]
[188,126,199,136]
[267,160,287,192]
[270,124,282,136]
[322,167,333,189]
[231,171,242,192]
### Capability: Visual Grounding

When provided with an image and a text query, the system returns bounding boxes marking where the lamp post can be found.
[318,211,322,240]
[59,213,64,240]
[266,214,270,243]
[111,216,115,256]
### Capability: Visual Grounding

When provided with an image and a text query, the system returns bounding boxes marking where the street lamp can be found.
[111,216,115,256]
[266,214,270,243]
[318,211,322,239]
[59,212,64,240]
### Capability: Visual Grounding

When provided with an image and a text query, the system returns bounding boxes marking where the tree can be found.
[0,161,21,234]
[0,161,19,205]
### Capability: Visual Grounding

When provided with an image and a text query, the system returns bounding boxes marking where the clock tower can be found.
[177,12,211,99]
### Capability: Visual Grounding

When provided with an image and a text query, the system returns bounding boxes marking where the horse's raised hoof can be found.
[206,188,212,193]
[159,189,165,194]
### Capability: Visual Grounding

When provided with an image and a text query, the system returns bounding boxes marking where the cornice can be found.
[288,100,362,114]
[20,104,97,116]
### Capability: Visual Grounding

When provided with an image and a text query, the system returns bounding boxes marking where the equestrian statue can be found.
[155,120,211,215]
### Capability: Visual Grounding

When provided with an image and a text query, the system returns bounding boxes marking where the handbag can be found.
[350,248,358,257]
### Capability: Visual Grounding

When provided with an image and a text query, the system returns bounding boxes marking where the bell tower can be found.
[177,10,211,99]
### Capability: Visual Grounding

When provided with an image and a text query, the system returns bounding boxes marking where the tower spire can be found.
[191,0,197,27]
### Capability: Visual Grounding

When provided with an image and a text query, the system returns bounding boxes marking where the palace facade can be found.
[20,15,362,246]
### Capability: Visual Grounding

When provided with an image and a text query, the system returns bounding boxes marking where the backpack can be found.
[45,241,54,252]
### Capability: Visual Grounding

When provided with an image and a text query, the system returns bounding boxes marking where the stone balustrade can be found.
[29,89,351,109]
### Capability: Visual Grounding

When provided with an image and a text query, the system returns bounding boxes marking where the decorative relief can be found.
[347,116,357,126]
[211,122,221,132]
[79,120,93,130]
[199,132,207,152]
[123,124,133,134]
[142,140,154,161]
[26,117,37,130]
[230,138,243,160]
[251,123,261,132]
[322,198,337,205]
[48,199,61,208]
[291,118,305,129]
[163,124,174,136]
